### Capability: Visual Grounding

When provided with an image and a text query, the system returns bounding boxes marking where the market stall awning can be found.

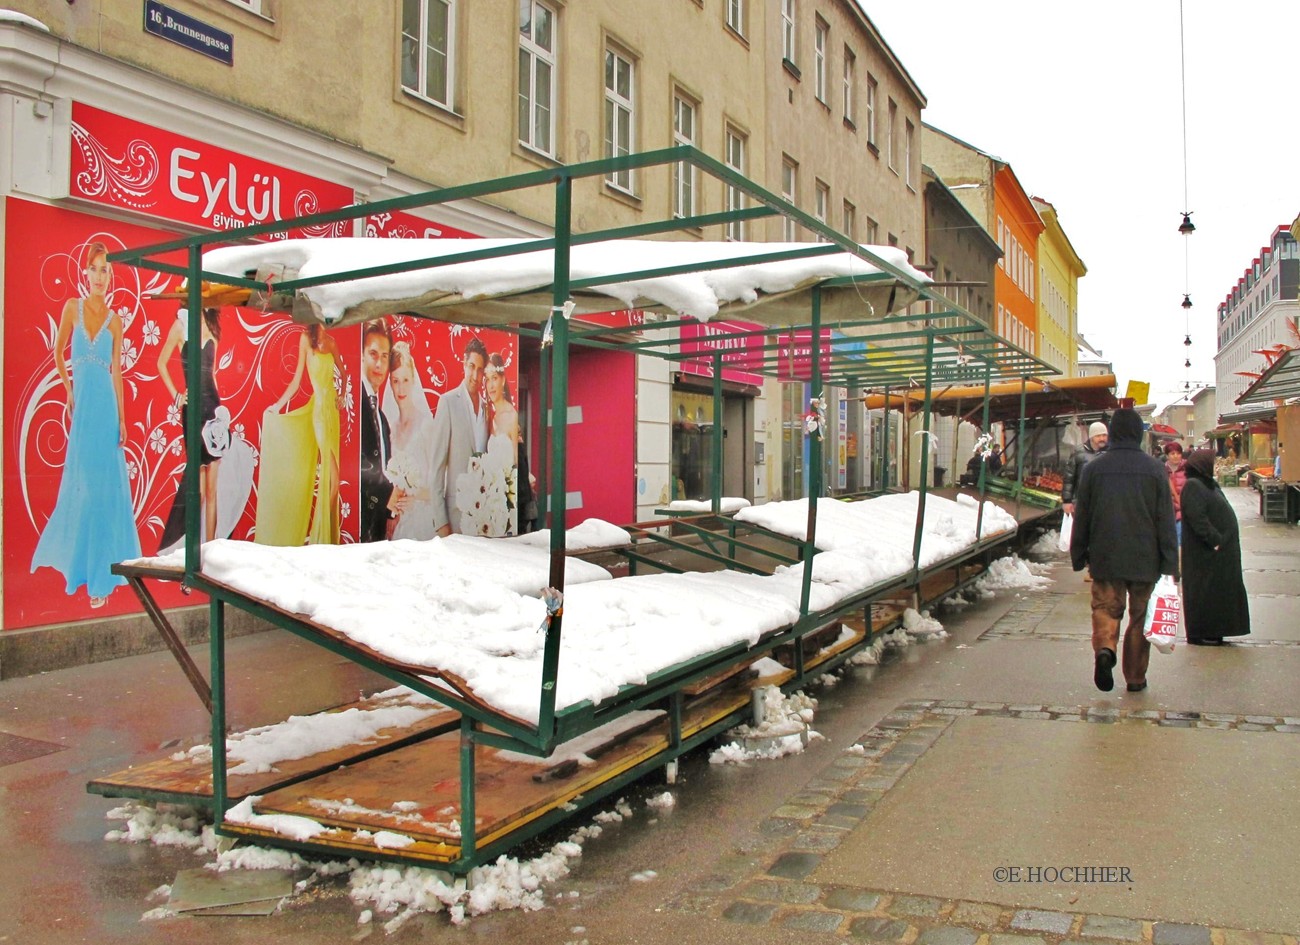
[860,373,1118,425]
[196,237,928,330]
[1236,348,1300,406]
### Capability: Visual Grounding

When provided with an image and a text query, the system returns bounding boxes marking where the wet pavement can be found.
[1,486,1298,944]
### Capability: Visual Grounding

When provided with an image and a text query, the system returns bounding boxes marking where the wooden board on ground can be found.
[87,694,460,803]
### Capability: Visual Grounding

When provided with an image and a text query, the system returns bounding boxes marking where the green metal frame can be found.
[104,145,1060,873]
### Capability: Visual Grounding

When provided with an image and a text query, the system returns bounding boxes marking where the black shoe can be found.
[1126,681,1148,692]
[1094,648,1116,692]
[1188,638,1224,646]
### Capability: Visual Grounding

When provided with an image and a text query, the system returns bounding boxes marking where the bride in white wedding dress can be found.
[381,342,437,540]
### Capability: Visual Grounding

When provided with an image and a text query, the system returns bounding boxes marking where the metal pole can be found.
[711,351,723,514]
[975,362,993,539]
[539,174,572,740]
[881,385,891,492]
[1016,376,1029,520]
[800,290,823,618]
[185,248,203,578]
[459,717,477,865]
[536,343,550,531]
[910,329,936,580]
[209,596,227,822]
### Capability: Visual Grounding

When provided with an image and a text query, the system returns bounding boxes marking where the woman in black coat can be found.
[1180,449,1250,644]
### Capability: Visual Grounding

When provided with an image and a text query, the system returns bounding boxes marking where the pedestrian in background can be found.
[1163,441,1187,544]
[1062,421,1108,515]
[1070,408,1180,693]
[1180,448,1250,646]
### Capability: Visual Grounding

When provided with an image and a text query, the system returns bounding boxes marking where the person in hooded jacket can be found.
[1179,448,1250,645]
[1070,408,1180,693]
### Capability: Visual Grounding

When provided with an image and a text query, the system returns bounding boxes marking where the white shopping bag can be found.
[1142,575,1180,654]
[1057,513,1073,552]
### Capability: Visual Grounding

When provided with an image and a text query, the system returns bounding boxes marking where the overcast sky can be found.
[861,1,1300,407]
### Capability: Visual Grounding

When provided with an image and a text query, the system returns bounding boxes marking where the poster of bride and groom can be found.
[4,201,524,630]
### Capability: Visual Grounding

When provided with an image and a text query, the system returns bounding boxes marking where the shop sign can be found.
[144,1,234,66]
[679,319,765,387]
[69,103,352,238]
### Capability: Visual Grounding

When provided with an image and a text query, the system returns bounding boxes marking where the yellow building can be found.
[1032,197,1086,377]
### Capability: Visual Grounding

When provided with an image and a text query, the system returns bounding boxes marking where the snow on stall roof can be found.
[160,492,1012,725]
[201,238,928,325]
[662,497,752,514]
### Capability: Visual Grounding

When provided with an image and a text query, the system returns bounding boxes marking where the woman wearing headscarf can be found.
[1180,448,1250,645]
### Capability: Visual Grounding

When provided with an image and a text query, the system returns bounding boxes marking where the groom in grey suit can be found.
[431,336,488,536]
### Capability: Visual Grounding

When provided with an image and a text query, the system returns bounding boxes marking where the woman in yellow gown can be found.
[255,325,341,545]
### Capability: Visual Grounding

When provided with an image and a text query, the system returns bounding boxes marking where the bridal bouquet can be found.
[456,436,518,537]
[384,454,422,492]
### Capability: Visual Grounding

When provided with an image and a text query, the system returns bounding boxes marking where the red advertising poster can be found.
[1,198,366,629]
[69,102,353,237]
[679,319,767,387]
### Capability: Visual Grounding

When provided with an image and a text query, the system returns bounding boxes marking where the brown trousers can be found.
[1090,579,1155,686]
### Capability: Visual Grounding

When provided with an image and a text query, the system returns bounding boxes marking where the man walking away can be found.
[1069,408,1180,693]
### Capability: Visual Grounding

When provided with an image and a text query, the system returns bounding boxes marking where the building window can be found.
[726,0,745,37]
[672,93,697,219]
[222,0,267,14]
[604,46,635,192]
[842,200,856,241]
[518,0,557,157]
[865,216,879,244]
[401,0,455,108]
[781,157,798,241]
[725,126,747,241]
[814,17,828,102]
[904,118,915,188]
[842,47,856,125]
[781,0,796,64]
[815,180,829,241]
[887,98,898,170]
[865,75,878,148]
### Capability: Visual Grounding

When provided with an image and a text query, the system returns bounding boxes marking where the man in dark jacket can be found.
[1061,421,1108,514]
[1069,408,1180,693]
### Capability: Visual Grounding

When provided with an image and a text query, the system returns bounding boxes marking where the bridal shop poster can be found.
[3,198,518,630]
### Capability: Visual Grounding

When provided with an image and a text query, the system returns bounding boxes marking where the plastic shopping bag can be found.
[1142,575,1180,654]
[1057,513,1073,552]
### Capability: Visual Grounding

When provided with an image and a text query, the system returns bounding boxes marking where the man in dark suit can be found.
[359,319,395,542]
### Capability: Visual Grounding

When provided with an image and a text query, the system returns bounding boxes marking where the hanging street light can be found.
[1179,212,1196,235]
[1182,294,1193,309]
[1184,358,1191,368]
[1183,334,1192,346]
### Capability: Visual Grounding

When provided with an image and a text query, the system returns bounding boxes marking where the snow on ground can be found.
[142,491,1014,725]
[1026,528,1064,558]
[973,554,1054,594]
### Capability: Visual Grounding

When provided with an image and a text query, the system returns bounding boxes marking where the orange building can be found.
[922,125,1045,355]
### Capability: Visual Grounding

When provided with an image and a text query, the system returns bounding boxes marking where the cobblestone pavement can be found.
[674,701,1300,941]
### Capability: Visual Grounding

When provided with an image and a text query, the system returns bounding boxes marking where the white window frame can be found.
[887,98,898,170]
[221,0,267,15]
[865,216,879,244]
[781,157,798,242]
[842,199,856,242]
[814,179,830,241]
[904,118,915,188]
[726,0,745,37]
[518,0,558,157]
[781,0,796,63]
[866,75,878,147]
[604,46,635,193]
[842,47,856,125]
[401,0,456,109]
[672,92,697,219]
[814,17,828,102]
[725,126,747,241]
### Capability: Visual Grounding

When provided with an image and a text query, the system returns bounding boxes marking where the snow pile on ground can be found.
[1026,528,1064,557]
[709,687,820,765]
[901,607,948,640]
[974,555,1053,594]
[105,796,637,928]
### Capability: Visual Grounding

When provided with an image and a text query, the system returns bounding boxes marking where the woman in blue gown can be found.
[31,241,141,608]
